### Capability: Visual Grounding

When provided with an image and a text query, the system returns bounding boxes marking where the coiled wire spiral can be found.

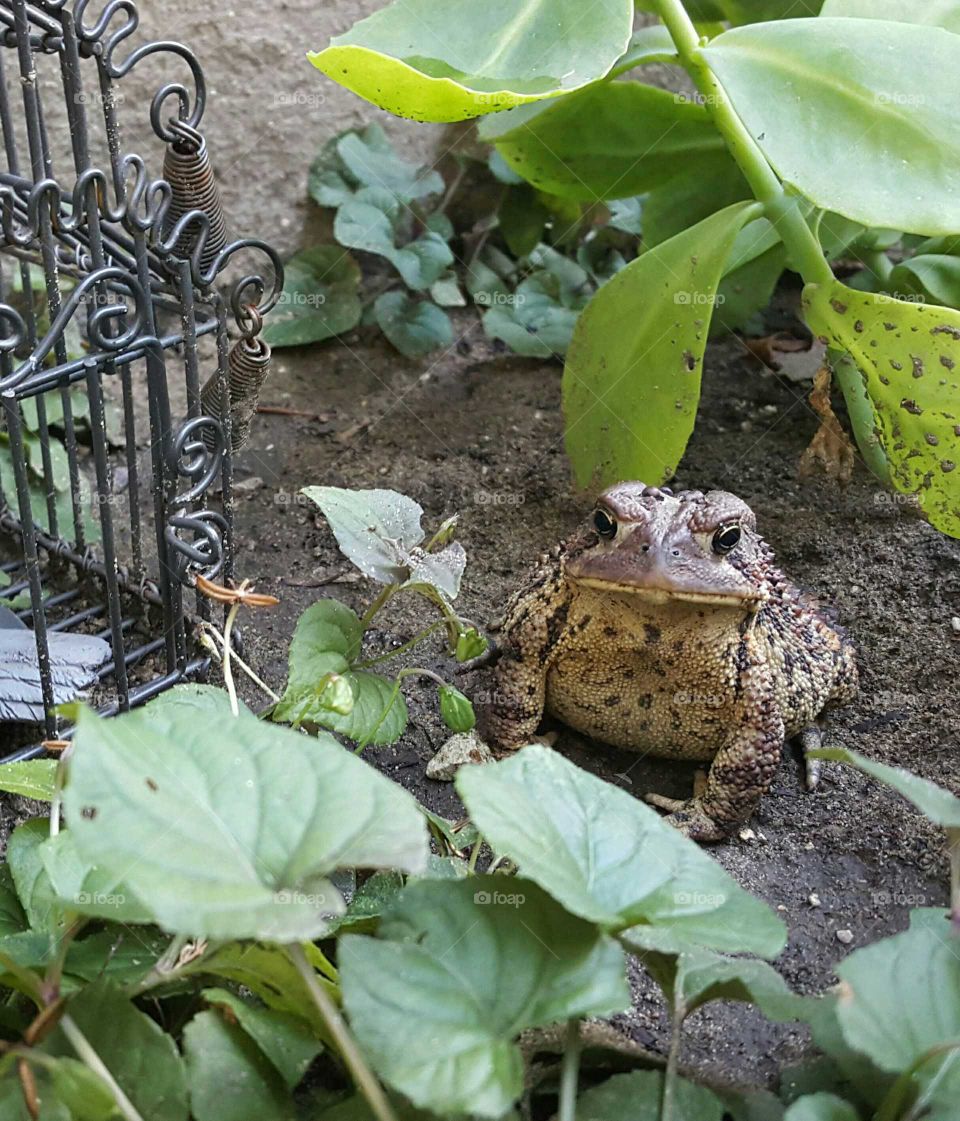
[161,119,228,273]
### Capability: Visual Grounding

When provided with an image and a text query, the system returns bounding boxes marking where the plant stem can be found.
[222,602,241,717]
[949,830,960,921]
[360,584,397,630]
[357,618,447,668]
[558,1017,582,1121]
[654,0,833,285]
[287,942,399,1121]
[200,623,281,702]
[60,1014,145,1121]
[49,750,69,839]
[660,975,686,1121]
[467,835,483,874]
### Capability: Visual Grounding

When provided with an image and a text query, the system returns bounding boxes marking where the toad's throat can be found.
[569,575,763,608]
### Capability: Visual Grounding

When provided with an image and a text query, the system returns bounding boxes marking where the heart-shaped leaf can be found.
[63,705,428,939]
[457,745,785,957]
[339,876,629,1117]
[308,0,634,123]
[262,247,362,349]
[574,1070,725,1121]
[374,292,453,358]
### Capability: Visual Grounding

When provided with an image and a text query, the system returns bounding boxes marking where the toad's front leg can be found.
[646,629,785,842]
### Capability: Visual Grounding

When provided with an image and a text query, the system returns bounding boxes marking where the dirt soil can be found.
[223,311,959,1091]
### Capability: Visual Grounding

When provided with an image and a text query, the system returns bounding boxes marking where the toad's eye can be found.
[712,523,741,555]
[593,508,618,540]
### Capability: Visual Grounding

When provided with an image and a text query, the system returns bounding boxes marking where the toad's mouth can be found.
[569,575,763,608]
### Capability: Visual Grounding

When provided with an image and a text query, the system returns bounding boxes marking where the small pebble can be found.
[809,892,821,907]
[233,475,263,493]
[804,841,815,850]
[951,617,960,634]
[426,731,494,782]
[836,929,854,944]
[739,828,756,842]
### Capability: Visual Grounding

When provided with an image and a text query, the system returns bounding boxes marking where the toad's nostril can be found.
[641,544,650,552]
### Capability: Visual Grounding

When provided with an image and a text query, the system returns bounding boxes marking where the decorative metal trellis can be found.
[0,0,281,759]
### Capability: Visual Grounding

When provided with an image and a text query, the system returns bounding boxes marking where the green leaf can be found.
[703,18,960,234]
[186,943,336,1041]
[374,292,453,358]
[611,24,680,73]
[498,186,548,257]
[483,271,583,358]
[43,979,189,1121]
[340,876,629,1117]
[0,1053,116,1121]
[300,486,424,583]
[784,1095,859,1121]
[63,927,169,987]
[429,272,466,307]
[334,189,453,289]
[8,819,65,935]
[811,747,960,827]
[889,255,960,309]
[563,200,758,490]
[63,705,428,940]
[482,81,733,202]
[457,745,786,957]
[834,912,960,1116]
[201,989,321,1089]
[41,829,153,925]
[820,0,960,32]
[801,280,960,537]
[575,1069,725,1120]
[673,949,810,1020]
[336,127,443,201]
[261,247,362,349]
[308,0,634,123]
[0,865,27,936]
[271,601,408,745]
[184,1011,294,1121]
[713,218,788,337]
[0,759,57,801]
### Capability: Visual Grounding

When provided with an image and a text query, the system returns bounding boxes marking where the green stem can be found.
[287,943,399,1121]
[467,835,483,874]
[660,975,686,1121]
[60,1014,145,1121]
[654,0,833,286]
[360,584,398,630]
[357,618,447,668]
[830,349,892,483]
[875,1040,960,1121]
[558,1018,582,1121]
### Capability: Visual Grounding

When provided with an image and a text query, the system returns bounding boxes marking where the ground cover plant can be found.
[306,0,960,539]
[0,676,957,1120]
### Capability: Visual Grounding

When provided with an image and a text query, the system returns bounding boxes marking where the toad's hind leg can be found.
[645,628,785,842]
[796,723,823,791]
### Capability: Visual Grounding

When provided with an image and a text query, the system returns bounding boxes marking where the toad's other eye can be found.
[712,523,741,554]
[593,508,618,540]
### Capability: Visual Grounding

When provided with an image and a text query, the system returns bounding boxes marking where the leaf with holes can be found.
[801,280,960,536]
[308,0,633,123]
[563,200,759,491]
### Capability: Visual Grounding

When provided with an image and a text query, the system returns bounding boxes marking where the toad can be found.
[482,483,857,841]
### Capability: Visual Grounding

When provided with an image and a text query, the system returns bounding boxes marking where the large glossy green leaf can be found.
[888,254,960,309]
[820,0,960,31]
[339,876,629,1118]
[43,979,189,1121]
[562,200,759,490]
[801,280,960,536]
[574,1070,725,1120]
[704,18,960,233]
[0,760,57,801]
[184,1011,294,1121]
[456,746,786,957]
[834,911,960,1119]
[481,81,733,201]
[262,247,362,349]
[63,706,428,940]
[308,0,633,123]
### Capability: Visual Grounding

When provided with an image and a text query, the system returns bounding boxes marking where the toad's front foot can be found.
[643,793,731,843]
